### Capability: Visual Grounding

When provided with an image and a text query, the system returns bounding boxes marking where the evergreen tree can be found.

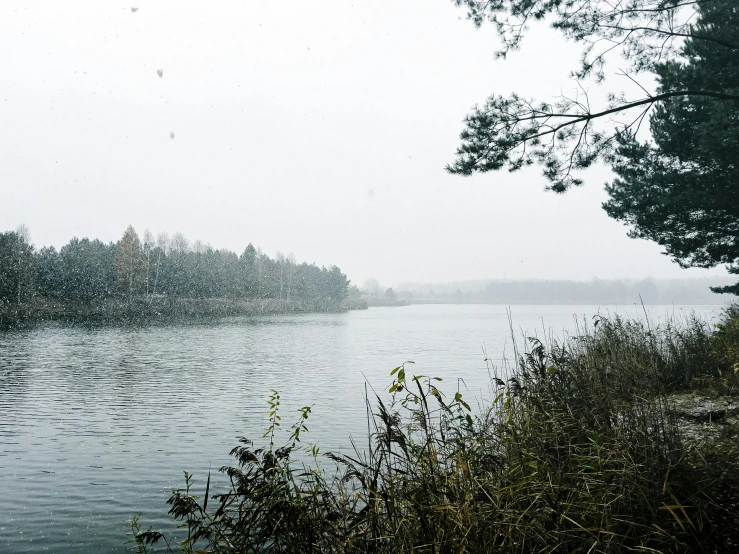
[603,1,739,293]
[326,266,349,302]
[36,246,63,298]
[0,229,35,304]
[447,0,739,292]
[239,244,258,297]
[60,238,116,301]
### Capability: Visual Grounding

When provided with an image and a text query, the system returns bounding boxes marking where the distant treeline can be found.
[391,278,732,305]
[0,226,350,307]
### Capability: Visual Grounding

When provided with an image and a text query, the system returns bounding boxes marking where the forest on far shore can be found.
[0,225,350,306]
[364,277,732,306]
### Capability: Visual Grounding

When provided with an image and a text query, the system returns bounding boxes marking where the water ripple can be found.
[0,305,719,553]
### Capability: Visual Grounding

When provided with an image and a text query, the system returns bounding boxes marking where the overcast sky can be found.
[0,1,727,287]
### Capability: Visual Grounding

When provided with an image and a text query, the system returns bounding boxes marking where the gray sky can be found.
[0,1,727,286]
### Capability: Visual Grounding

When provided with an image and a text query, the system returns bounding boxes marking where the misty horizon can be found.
[1,1,731,286]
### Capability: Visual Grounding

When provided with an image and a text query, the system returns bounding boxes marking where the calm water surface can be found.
[0,304,722,553]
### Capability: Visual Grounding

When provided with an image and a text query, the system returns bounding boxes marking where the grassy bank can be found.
[132,307,739,553]
[0,296,367,329]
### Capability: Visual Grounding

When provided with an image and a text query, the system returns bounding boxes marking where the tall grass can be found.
[132,309,739,553]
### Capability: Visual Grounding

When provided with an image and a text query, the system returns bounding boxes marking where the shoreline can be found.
[0,296,368,329]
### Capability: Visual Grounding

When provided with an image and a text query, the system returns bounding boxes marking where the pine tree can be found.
[447,0,739,292]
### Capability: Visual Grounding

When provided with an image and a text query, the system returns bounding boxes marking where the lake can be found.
[0,304,723,553]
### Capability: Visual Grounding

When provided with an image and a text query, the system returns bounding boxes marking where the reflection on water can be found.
[0,304,721,553]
